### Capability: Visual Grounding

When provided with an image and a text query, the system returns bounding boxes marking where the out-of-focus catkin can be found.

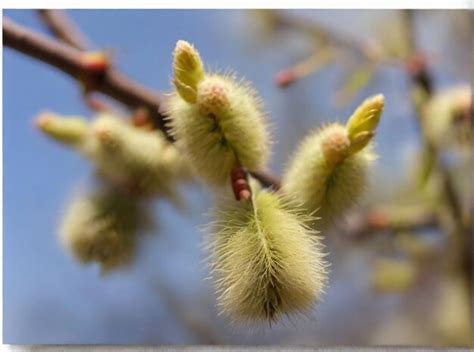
[84,113,192,200]
[168,40,271,187]
[422,85,471,148]
[60,187,152,273]
[35,111,88,146]
[282,94,384,227]
[36,112,192,202]
[205,188,327,324]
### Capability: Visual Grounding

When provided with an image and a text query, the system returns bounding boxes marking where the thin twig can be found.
[270,10,372,59]
[37,9,89,50]
[249,170,282,190]
[275,47,334,87]
[269,10,405,89]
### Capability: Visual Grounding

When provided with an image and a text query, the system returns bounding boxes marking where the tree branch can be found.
[344,208,438,240]
[3,15,282,189]
[270,10,371,59]
[3,16,171,140]
[249,170,281,190]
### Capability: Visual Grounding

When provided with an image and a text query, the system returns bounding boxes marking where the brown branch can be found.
[3,15,283,189]
[37,9,89,50]
[249,170,281,190]
[3,16,171,140]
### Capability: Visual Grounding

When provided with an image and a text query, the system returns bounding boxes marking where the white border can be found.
[1,0,472,9]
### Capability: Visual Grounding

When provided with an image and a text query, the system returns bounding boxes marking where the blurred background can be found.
[3,9,472,346]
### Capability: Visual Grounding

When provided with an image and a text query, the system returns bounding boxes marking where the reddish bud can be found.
[35,113,52,129]
[81,51,110,73]
[367,210,387,230]
[275,69,297,88]
[231,166,252,201]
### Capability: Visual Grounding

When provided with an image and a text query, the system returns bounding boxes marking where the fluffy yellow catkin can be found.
[168,40,271,187]
[205,188,327,324]
[282,94,384,227]
[60,187,152,273]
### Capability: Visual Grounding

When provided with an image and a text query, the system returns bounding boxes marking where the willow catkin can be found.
[283,123,376,228]
[205,188,327,324]
[60,186,151,273]
[282,95,384,227]
[168,40,271,187]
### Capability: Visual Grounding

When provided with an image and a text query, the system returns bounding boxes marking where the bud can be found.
[79,51,111,92]
[35,112,88,146]
[168,44,270,187]
[173,40,205,103]
[230,166,252,201]
[205,189,327,324]
[60,187,151,273]
[275,69,297,88]
[320,124,350,166]
[346,94,384,154]
[80,51,110,73]
[196,77,230,116]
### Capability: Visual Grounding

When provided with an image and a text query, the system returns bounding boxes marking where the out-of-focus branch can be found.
[402,10,471,282]
[266,10,403,90]
[344,207,438,240]
[3,15,283,190]
[37,9,88,50]
[270,10,374,60]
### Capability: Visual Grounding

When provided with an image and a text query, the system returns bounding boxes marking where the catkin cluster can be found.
[37,110,191,271]
[168,41,336,324]
[38,111,191,201]
[37,39,385,326]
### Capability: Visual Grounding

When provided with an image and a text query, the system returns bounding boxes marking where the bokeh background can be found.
[3,9,472,345]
